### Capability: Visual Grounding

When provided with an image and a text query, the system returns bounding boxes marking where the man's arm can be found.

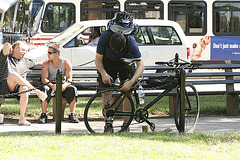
[35,61,43,66]
[2,43,12,56]
[95,53,113,84]
[62,59,72,91]
[121,60,145,91]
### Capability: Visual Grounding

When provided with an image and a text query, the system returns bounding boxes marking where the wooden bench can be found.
[187,62,240,116]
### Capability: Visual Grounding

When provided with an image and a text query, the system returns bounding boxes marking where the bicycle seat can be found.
[121,58,141,64]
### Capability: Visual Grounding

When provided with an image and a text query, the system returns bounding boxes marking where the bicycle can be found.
[84,53,201,133]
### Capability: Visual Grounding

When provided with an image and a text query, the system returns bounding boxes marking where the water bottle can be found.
[138,85,145,104]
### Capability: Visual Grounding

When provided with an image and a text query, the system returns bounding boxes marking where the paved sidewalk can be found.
[0,116,240,134]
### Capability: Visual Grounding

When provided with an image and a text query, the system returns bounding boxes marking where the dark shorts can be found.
[41,84,78,104]
[98,58,129,88]
[0,79,20,99]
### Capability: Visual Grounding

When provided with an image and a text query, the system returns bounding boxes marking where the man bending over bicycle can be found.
[95,11,144,133]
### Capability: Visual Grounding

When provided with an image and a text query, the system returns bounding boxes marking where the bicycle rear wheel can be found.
[84,88,135,133]
[174,83,200,133]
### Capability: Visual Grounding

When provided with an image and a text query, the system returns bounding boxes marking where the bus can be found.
[2,0,240,61]
[28,0,240,61]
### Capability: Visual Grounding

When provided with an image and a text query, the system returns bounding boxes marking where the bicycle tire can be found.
[84,88,135,133]
[174,83,200,133]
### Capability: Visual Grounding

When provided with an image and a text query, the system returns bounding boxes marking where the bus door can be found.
[1,0,28,44]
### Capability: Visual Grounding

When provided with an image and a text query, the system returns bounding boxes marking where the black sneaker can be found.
[121,123,130,132]
[104,123,114,133]
[39,113,47,123]
[68,113,79,123]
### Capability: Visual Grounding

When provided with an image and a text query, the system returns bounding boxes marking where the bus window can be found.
[41,3,75,33]
[213,2,240,35]
[80,0,119,21]
[169,1,207,36]
[125,0,163,19]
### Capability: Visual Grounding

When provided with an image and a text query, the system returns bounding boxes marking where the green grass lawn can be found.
[0,95,236,117]
[0,132,240,159]
[0,96,239,159]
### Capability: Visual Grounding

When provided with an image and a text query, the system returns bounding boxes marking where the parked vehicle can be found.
[25,19,190,66]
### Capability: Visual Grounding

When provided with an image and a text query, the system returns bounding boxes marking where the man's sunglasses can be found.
[48,51,57,54]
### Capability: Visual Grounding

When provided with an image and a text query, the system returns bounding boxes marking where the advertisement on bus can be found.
[190,36,240,61]
[211,37,240,60]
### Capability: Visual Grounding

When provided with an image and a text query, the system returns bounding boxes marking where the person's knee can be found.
[67,86,77,92]
[9,72,21,79]
[7,73,22,86]
[66,86,78,96]
[7,73,17,82]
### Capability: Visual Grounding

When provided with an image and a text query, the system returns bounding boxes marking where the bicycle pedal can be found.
[149,122,155,131]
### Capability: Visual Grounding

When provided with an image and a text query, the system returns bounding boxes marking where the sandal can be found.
[38,91,47,101]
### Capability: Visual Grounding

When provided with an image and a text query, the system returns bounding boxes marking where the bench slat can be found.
[187,72,240,77]
[187,79,240,85]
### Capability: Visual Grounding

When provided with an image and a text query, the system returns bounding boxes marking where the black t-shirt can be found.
[0,50,36,81]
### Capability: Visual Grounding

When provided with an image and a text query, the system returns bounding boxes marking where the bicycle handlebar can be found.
[155,53,202,68]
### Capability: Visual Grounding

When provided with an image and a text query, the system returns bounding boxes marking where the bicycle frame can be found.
[109,62,186,132]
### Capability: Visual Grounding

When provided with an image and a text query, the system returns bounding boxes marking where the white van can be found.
[25,19,190,66]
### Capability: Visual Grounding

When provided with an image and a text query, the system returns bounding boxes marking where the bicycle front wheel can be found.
[174,83,200,133]
[84,88,135,133]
